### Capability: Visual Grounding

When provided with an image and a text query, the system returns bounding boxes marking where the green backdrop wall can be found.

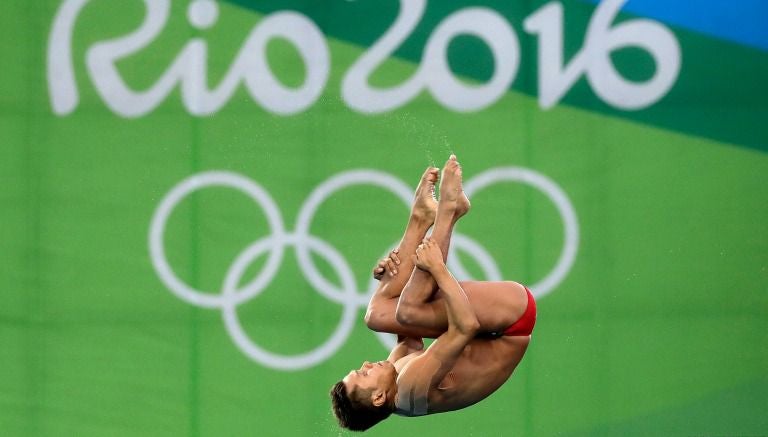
[2,0,767,435]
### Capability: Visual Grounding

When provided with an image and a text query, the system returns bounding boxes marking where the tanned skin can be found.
[341,155,531,416]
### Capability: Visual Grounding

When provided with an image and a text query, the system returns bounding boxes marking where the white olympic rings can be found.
[148,167,579,371]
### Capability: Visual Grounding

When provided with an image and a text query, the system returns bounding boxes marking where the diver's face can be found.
[342,360,396,400]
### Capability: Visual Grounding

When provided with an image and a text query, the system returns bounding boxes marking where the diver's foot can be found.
[412,167,439,224]
[439,154,470,219]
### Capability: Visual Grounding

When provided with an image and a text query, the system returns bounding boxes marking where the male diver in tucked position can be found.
[330,155,537,431]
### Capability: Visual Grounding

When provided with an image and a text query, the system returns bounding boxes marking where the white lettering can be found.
[342,0,519,113]
[423,7,519,112]
[524,0,681,110]
[48,0,90,115]
[51,0,329,117]
[48,0,681,117]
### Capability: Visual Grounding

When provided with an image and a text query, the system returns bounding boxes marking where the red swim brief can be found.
[502,286,537,336]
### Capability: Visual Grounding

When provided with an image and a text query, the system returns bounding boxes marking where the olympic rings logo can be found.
[148,167,578,371]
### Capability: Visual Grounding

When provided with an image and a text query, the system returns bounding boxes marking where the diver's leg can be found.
[395,155,470,328]
[364,167,438,333]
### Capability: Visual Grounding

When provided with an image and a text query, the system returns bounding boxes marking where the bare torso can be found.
[394,333,530,415]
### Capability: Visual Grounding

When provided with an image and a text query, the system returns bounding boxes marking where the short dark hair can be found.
[329,380,393,431]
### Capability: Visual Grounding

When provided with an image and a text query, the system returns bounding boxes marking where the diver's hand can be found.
[413,238,444,273]
[372,249,401,280]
